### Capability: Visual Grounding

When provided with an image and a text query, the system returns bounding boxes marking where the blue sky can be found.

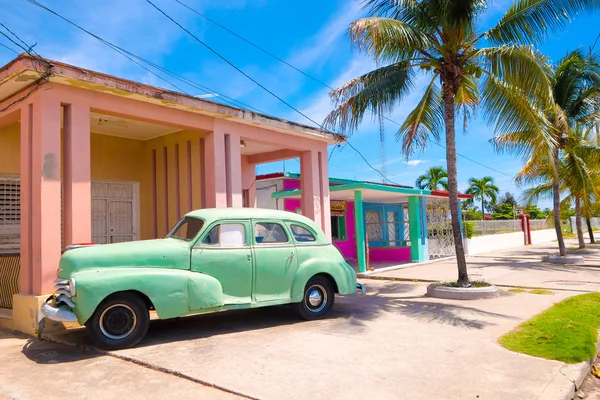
[1,0,599,208]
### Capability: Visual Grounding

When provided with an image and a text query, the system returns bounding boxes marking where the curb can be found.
[538,338,600,400]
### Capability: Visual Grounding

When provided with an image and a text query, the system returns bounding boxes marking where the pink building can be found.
[0,54,338,335]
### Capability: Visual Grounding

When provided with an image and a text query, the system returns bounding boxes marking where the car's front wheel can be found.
[86,292,150,350]
[296,276,335,320]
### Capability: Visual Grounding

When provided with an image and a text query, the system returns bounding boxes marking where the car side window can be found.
[254,222,288,244]
[290,224,316,243]
[202,223,246,246]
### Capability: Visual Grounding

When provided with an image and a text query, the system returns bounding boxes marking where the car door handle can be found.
[247,254,251,261]
[287,252,295,261]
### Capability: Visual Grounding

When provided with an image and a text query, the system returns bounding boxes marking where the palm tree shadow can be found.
[332,283,517,331]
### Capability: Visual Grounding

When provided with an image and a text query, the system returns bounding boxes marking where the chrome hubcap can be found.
[305,284,327,313]
[99,304,137,340]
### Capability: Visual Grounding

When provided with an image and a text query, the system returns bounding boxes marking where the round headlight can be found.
[68,277,76,297]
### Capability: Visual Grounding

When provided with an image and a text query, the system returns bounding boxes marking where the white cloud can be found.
[287,1,364,70]
[405,160,426,166]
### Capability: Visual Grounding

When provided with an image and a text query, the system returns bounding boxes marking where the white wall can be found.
[256,178,284,210]
[530,229,557,244]
[465,229,556,256]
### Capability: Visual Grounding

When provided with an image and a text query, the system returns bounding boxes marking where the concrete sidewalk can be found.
[365,239,600,292]
[0,329,240,400]
[43,280,580,400]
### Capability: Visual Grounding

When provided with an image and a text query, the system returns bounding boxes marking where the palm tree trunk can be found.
[552,148,567,256]
[442,85,469,285]
[481,198,485,220]
[575,197,585,249]
[586,217,595,244]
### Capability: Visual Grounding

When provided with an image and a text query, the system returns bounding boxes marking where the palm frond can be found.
[395,75,444,155]
[348,18,431,63]
[522,182,554,205]
[485,0,600,45]
[324,61,415,133]
[482,73,557,155]
[478,45,553,107]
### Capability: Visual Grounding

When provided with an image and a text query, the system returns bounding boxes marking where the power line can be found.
[146,0,397,185]
[24,0,271,114]
[0,41,18,54]
[173,0,513,178]
[145,0,332,134]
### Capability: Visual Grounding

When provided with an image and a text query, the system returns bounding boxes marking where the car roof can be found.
[184,208,325,233]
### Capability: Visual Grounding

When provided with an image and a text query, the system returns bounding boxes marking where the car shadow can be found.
[21,336,99,364]
[38,282,517,356]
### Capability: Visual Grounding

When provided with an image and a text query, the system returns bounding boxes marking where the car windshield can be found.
[168,217,205,241]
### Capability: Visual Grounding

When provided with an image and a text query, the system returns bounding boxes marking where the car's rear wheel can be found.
[86,292,149,350]
[296,276,335,320]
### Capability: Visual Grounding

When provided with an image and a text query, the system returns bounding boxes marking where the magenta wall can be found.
[369,246,411,262]
[280,178,357,260]
[334,201,356,260]
[283,179,301,212]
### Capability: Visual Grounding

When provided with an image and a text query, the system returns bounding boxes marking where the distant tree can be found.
[415,166,448,190]
[492,203,515,220]
[463,209,483,221]
[542,207,552,216]
[466,177,500,220]
[499,192,518,207]
[524,205,546,219]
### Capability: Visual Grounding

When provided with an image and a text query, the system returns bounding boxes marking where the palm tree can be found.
[324,0,598,285]
[466,177,500,220]
[519,125,600,249]
[494,50,600,255]
[415,166,448,190]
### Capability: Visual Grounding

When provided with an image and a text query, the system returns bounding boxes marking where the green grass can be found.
[528,288,554,295]
[507,288,527,293]
[438,280,490,288]
[499,293,600,363]
[507,287,555,295]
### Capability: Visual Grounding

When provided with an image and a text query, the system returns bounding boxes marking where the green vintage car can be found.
[41,208,364,349]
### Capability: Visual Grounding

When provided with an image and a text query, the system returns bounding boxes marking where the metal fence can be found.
[471,219,552,236]
[568,217,600,231]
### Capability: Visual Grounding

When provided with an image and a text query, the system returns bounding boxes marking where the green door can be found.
[191,221,253,305]
[252,220,298,302]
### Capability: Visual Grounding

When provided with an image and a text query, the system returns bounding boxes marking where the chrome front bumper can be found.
[40,297,78,323]
[356,283,366,295]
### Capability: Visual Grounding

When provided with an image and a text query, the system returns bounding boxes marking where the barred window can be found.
[365,205,410,247]
[0,176,20,254]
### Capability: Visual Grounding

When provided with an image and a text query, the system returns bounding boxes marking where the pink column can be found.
[300,150,323,228]
[241,155,256,208]
[20,93,62,295]
[224,132,243,207]
[63,103,91,246]
[203,129,227,208]
[318,146,331,238]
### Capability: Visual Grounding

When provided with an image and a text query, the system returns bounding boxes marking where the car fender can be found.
[71,268,223,324]
[290,258,357,302]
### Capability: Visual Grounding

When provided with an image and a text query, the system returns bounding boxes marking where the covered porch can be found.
[273,182,470,272]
